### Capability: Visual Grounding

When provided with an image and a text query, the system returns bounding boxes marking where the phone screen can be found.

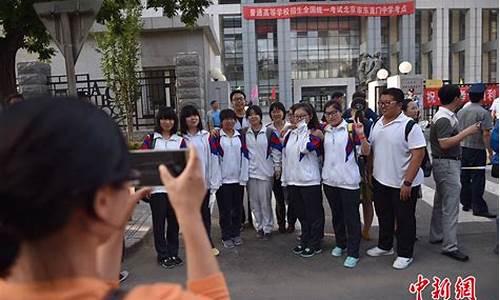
[129,149,188,186]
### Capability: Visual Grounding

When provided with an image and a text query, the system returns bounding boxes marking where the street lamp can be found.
[398,61,412,75]
[376,68,389,80]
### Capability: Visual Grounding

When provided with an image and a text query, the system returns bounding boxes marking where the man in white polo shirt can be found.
[360,88,426,270]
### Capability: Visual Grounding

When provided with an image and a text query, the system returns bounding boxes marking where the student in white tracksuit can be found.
[282,103,325,258]
[244,105,282,239]
[321,100,362,268]
[209,109,249,249]
[179,104,220,256]
[140,107,186,269]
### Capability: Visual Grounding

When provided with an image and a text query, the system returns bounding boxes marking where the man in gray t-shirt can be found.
[457,83,496,218]
[429,84,480,262]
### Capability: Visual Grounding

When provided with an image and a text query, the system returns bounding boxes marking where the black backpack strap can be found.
[149,132,156,150]
[104,288,128,300]
[404,120,417,142]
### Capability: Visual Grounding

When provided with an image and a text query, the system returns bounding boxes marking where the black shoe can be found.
[158,257,176,269]
[462,206,470,212]
[300,247,319,258]
[473,212,497,219]
[278,226,286,234]
[263,232,271,240]
[442,250,469,262]
[171,256,183,266]
[256,230,264,239]
[429,239,443,244]
[292,245,304,255]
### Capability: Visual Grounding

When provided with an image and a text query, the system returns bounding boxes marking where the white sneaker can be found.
[392,256,414,270]
[366,246,394,257]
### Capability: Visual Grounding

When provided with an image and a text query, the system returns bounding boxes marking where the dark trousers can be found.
[283,186,298,227]
[324,185,362,258]
[274,177,295,229]
[202,191,213,247]
[372,179,419,258]
[216,183,244,241]
[149,193,179,259]
[460,147,489,214]
[289,185,325,249]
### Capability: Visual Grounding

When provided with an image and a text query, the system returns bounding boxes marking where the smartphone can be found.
[129,149,188,186]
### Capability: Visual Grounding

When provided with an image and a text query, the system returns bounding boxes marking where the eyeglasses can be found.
[378,100,397,107]
[294,114,308,120]
[324,110,340,117]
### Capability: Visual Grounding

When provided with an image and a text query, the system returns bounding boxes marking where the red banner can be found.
[423,84,499,108]
[243,1,415,20]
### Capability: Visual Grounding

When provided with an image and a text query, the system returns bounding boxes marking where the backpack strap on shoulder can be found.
[405,120,417,142]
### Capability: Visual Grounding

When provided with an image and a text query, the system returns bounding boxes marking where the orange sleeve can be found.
[125,273,230,300]
[187,273,230,300]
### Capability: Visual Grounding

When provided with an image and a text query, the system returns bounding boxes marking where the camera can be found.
[129,149,189,186]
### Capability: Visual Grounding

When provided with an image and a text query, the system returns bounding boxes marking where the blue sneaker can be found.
[330,246,346,257]
[343,256,359,268]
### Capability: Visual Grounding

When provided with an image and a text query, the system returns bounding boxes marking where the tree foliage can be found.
[95,0,142,143]
[0,0,212,102]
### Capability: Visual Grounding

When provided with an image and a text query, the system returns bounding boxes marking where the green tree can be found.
[95,0,142,143]
[0,0,211,104]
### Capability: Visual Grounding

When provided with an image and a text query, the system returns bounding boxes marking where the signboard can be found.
[243,1,415,20]
[423,84,499,108]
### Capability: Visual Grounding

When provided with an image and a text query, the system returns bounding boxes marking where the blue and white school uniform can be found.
[245,126,282,234]
[322,120,362,258]
[282,122,324,251]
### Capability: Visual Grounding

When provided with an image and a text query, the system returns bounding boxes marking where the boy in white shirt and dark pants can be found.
[360,88,426,270]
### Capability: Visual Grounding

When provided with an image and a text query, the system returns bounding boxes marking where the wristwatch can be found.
[403,180,412,187]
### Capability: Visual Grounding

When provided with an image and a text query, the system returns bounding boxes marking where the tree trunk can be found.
[0,46,18,106]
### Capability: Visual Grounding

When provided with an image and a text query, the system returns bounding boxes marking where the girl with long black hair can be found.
[141,107,186,269]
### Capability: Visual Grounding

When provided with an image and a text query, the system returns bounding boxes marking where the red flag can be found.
[270,86,277,101]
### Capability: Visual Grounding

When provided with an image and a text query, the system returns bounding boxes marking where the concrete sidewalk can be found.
[124,201,152,254]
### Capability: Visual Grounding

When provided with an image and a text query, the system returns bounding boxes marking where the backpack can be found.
[404,120,432,177]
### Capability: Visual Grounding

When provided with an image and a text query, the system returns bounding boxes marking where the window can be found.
[256,19,278,107]
[290,16,360,81]
[221,15,244,91]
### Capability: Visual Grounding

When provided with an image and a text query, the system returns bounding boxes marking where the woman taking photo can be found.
[141,107,186,269]
[0,98,229,299]
[322,100,363,268]
[282,103,325,258]
[180,105,219,256]
[209,109,249,249]
[244,105,282,240]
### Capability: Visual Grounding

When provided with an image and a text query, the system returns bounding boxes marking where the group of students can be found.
[141,87,429,270]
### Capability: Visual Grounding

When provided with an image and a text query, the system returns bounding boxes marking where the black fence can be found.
[48,70,176,130]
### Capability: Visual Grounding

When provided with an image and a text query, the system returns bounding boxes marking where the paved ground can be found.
[122,171,499,300]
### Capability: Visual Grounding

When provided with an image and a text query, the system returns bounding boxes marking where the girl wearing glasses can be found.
[322,100,363,268]
[282,103,325,258]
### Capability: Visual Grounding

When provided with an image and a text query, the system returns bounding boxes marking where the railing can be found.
[47,70,176,130]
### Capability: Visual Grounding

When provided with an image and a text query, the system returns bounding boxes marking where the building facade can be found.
[211,0,498,110]
[16,0,498,112]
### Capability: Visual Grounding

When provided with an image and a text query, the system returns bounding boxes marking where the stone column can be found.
[433,8,450,80]
[175,52,204,112]
[277,17,292,108]
[17,62,51,98]
[399,14,416,73]
[465,8,482,83]
[242,0,258,98]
